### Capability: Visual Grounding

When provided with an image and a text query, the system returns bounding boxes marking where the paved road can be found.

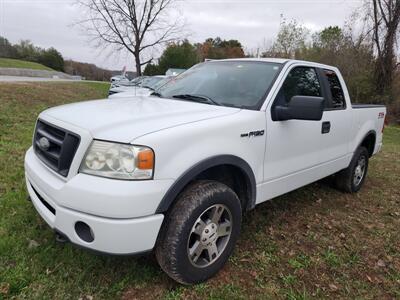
[0,76,83,82]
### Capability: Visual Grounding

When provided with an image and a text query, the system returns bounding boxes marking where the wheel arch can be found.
[155,155,257,214]
[358,130,376,157]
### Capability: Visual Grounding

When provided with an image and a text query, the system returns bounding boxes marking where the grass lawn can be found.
[0,58,54,71]
[0,82,399,299]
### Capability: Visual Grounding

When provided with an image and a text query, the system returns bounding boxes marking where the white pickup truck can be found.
[25,58,386,284]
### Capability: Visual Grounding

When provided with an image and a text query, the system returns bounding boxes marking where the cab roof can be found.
[208,57,338,71]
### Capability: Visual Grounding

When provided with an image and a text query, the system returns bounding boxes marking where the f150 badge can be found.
[241,130,265,138]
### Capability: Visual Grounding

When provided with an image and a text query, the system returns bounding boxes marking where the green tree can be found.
[144,40,199,75]
[38,48,65,71]
[0,36,17,58]
[302,26,346,65]
[143,63,161,76]
[11,40,65,71]
[145,38,245,75]
[313,26,344,51]
[300,26,375,103]
[14,40,39,61]
[157,40,199,74]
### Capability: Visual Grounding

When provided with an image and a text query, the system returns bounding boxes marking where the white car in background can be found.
[110,74,130,84]
[108,75,174,99]
[108,76,148,95]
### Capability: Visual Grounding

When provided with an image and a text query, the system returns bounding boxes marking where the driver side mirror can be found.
[273,96,325,121]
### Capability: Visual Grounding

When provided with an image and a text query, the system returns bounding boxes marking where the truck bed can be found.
[350,104,386,156]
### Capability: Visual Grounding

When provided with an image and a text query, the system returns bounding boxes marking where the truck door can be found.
[263,65,326,182]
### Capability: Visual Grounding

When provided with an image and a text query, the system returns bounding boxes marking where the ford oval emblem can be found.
[38,137,50,151]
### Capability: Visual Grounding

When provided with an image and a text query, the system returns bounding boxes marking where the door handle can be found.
[321,121,331,134]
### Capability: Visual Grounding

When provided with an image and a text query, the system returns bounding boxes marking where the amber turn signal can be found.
[137,149,154,170]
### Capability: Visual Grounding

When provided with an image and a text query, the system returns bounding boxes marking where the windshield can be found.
[152,76,174,91]
[157,61,282,109]
[130,76,147,85]
[141,76,165,89]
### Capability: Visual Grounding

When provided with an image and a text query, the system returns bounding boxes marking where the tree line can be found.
[143,37,245,75]
[0,37,64,72]
[64,60,114,82]
[0,36,116,81]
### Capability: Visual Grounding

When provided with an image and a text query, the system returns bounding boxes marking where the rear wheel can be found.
[155,180,242,284]
[335,146,369,193]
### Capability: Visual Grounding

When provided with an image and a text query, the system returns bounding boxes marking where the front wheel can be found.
[155,180,242,284]
[335,146,369,193]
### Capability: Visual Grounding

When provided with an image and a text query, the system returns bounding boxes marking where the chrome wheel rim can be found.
[187,204,233,268]
[353,155,366,187]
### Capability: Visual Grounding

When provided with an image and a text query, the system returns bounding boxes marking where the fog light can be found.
[75,221,94,243]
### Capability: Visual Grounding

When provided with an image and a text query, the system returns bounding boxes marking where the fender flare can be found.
[357,130,376,156]
[155,155,257,213]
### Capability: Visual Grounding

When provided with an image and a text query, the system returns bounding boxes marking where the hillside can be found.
[0,58,53,71]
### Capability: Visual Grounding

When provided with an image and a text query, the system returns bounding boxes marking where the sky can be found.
[0,0,362,71]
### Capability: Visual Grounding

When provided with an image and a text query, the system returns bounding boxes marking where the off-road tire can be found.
[335,146,369,193]
[155,180,242,284]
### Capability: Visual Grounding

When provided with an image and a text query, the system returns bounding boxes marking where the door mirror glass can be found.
[273,96,325,121]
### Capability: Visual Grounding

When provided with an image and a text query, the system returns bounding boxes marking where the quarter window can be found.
[324,69,346,109]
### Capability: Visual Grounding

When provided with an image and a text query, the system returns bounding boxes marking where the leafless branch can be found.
[75,0,186,75]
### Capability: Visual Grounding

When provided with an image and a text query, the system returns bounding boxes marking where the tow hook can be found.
[55,231,69,243]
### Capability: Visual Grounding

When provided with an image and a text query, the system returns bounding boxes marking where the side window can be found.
[275,67,322,106]
[324,69,346,109]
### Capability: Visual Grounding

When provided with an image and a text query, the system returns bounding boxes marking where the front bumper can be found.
[25,147,171,254]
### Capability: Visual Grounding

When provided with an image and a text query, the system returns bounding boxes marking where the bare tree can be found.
[367,0,400,98]
[262,18,310,59]
[77,0,185,76]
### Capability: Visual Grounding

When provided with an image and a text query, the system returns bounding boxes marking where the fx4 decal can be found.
[241,130,265,138]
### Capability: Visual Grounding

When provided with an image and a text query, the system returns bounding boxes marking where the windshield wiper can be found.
[151,91,162,97]
[172,94,221,106]
[142,85,154,90]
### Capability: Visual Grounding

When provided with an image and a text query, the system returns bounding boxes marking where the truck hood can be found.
[41,96,240,142]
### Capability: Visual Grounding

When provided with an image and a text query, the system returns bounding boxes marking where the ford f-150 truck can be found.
[25,58,386,284]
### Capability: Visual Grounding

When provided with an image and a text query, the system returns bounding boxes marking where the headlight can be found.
[79,140,154,180]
